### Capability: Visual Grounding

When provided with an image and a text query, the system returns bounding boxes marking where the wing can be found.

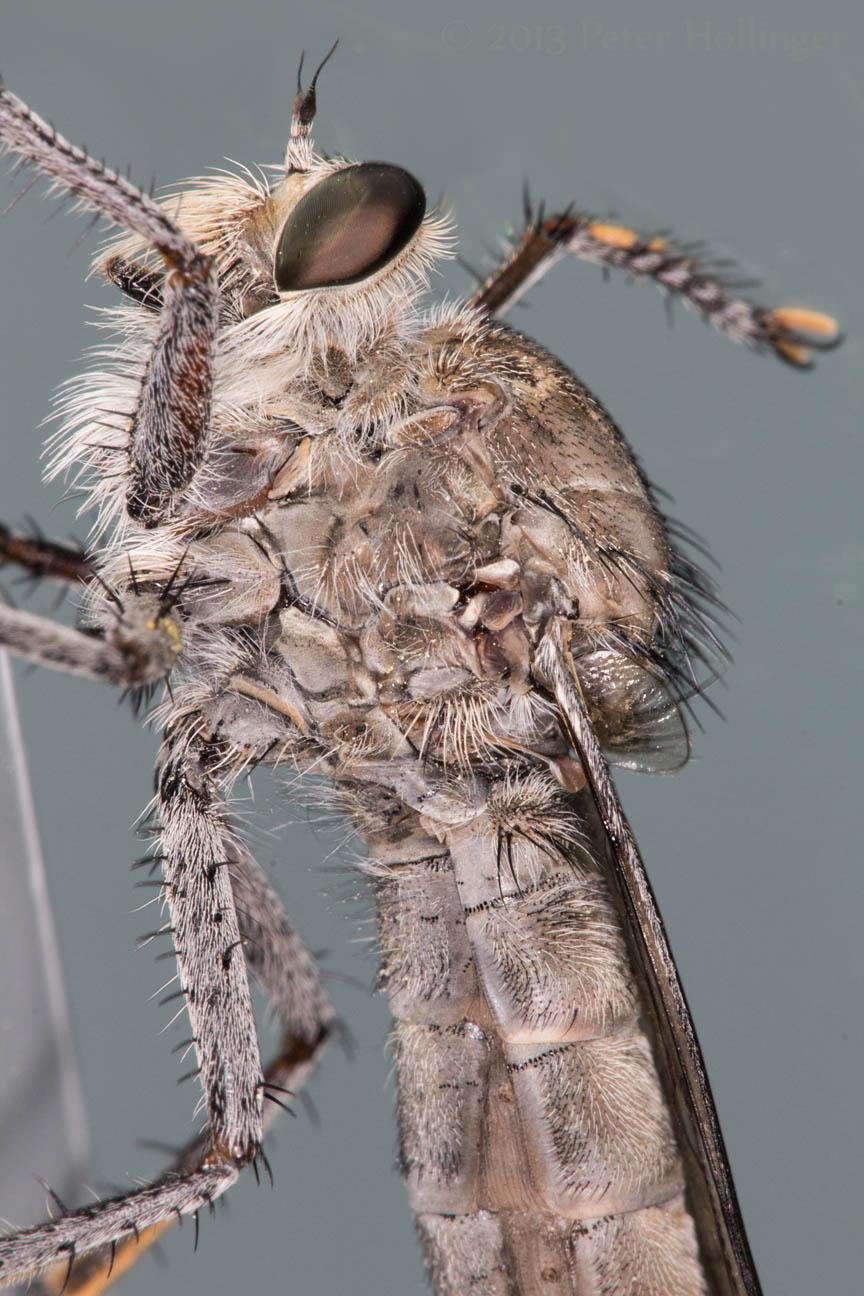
[537,620,762,1296]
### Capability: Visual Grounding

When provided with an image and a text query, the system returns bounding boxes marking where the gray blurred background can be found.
[0,1,861,1292]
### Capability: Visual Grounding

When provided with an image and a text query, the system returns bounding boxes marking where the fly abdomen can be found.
[416,1202,706,1296]
[374,786,706,1294]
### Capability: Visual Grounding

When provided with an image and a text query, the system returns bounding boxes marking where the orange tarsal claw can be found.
[767,306,839,337]
[766,306,840,368]
[772,338,813,367]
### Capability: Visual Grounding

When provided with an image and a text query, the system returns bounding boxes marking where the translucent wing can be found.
[0,652,89,1240]
[539,622,762,1296]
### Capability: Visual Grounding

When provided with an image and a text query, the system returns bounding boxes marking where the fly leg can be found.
[0,525,94,588]
[0,737,274,1290]
[470,198,839,367]
[102,256,165,309]
[0,592,181,688]
[228,837,335,1101]
[0,84,217,526]
[37,836,336,1296]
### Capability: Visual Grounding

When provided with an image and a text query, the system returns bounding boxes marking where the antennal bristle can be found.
[285,39,339,174]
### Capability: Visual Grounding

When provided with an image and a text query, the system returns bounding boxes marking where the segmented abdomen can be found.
[373,786,706,1295]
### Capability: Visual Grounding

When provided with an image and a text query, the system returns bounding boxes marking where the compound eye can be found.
[275,162,426,292]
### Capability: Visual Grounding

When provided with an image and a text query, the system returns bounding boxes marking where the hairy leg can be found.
[102,256,165,310]
[0,738,273,1289]
[30,830,335,1295]
[228,838,334,1075]
[0,524,94,587]
[0,594,180,687]
[0,85,217,526]
[470,199,839,367]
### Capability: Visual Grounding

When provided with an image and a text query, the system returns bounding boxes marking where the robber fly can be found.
[0,48,839,1296]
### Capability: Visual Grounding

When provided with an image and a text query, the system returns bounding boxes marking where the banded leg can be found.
[0,85,217,525]
[38,836,335,1296]
[470,199,839,367]
[0,739,267,1289]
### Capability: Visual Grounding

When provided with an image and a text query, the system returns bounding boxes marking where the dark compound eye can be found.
[275,163,426,293]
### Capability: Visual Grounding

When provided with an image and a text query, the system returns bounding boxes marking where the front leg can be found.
[0,739,266,1289]
[471,199,839,367]
[0,85,217,525]
[47,834,336,1295]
